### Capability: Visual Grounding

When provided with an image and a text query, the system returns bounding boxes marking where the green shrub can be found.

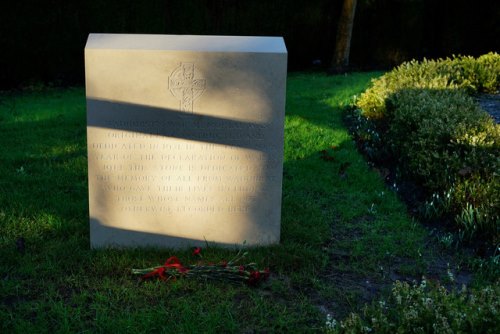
[380,88,498,241]
[350,53,500,243]
[385,89,498,191]
[326,279,500,334]
[476,53,500,93]
[357,53,500,120]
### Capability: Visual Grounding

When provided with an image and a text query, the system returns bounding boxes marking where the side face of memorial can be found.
[85,34,287,248]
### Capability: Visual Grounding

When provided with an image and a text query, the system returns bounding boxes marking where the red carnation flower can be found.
[247,271,261,286]
[193,247,202,257]
[132,245,269,287]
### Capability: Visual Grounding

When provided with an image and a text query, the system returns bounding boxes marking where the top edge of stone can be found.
[85,34,287,53]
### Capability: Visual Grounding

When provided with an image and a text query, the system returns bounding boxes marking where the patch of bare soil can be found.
[313,234,473,320]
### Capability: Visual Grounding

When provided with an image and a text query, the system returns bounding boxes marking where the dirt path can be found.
[477,94,500,123]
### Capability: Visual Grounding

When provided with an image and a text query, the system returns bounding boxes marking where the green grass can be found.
[0,72,476,332]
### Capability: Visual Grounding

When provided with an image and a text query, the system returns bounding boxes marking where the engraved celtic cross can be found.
[168,63,206,112]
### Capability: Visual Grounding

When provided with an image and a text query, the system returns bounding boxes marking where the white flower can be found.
[325,314,337,329]
[447,267,455,283]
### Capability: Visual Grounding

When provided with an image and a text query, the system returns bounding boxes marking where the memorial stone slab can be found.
[85,34,287,248]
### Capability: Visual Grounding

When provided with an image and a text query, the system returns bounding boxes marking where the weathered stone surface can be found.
[85,34,287,248]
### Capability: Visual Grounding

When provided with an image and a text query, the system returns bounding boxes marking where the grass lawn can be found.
[0,72,481,332]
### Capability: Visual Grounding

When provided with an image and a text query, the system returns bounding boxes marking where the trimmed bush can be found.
[352,53,500,243]
[385,89,498,190]
[357,53,500,120]
[326,279,500,334]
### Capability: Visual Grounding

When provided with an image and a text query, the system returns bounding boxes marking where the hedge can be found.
[352,53,499,243]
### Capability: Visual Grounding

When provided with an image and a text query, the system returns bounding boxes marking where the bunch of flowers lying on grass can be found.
[132,247,270,286]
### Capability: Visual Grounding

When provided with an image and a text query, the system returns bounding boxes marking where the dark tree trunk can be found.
[330,0,357,73]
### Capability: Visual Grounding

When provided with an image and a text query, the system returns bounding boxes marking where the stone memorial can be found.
[85,34,287,248]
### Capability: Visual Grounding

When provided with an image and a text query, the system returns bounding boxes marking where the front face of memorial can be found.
[85,34,287,248]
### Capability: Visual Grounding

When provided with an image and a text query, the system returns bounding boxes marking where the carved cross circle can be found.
[169,63,206,112]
